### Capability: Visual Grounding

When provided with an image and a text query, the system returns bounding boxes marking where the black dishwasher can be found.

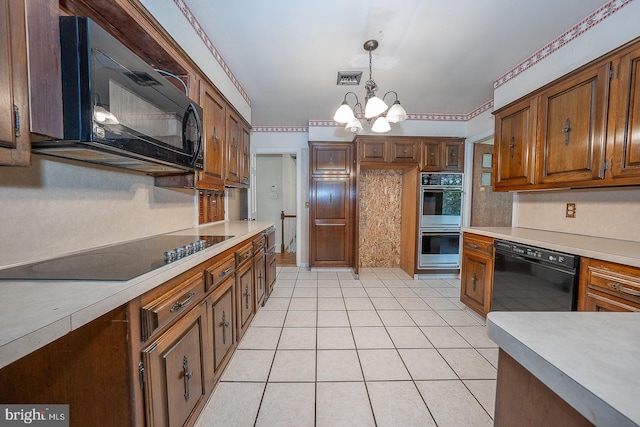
[492,240,580,312]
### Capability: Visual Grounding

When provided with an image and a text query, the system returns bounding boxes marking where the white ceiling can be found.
[182,0,608,127]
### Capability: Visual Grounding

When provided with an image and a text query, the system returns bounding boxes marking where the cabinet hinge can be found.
[138,361,145,389]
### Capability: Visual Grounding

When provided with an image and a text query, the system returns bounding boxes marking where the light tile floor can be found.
[195,267,498,427]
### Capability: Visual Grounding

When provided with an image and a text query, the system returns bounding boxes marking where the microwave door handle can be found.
[183,103,202,165]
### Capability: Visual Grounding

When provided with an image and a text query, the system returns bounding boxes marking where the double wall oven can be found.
[418,173,463,270]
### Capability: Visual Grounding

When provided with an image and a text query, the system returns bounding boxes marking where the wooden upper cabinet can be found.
[197,82,226,189]
[390,138,420,163]
[311,143,353,175]
[535,62,610,185]
[494,98,537,190]
[359,138,389,163]
[225,110,241,184]
[241,125,250,187]
[0,0,30,166]
[608,42,640,180]
[420,138,465,172]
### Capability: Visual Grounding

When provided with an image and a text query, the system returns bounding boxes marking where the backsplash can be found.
[0,156,197,267]
[514,186,640,242]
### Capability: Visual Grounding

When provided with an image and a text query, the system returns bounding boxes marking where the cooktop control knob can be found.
[164,250,176,262]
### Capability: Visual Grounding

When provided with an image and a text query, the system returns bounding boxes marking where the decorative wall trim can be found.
[172,0,252,106]
[252,126,309,133]
[494,0,634,89]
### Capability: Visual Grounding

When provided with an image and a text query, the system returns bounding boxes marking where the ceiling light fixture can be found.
[333,39,407,133]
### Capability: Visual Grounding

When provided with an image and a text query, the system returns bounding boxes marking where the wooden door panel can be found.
[537,63,609,184]
[313,180,348,220]
[199,85,225,187]
[422,142,441,170]
[313,224,348,263]
[312,144,352,174]
[212,277,235,372]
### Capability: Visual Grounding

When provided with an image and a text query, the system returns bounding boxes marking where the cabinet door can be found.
[422,141,441,171]
[494,98,537,190]
[578,258,640,312]
[142,303,207,427]
[210,275,235,378]
[442,140,465,171]
[358,139,388,163]
[460,251,493,317]
[311,142,353,175]
[309,177,352,266]
[225,111,241,184]
[198,83,225,188]
[0,0,30,166]
[536,63,609,185]
[254,248,265,309]
[390,138,419,163]
[609,43,640,181]
[236,260,254,340]
[241,125,251,186]
[266,251,277,294]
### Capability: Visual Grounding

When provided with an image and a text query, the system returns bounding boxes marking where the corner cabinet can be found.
[493,36,640,191]
[309,142,355,267]
[460,233,494,317]
[0,0,30,166]
[578,258,640,312]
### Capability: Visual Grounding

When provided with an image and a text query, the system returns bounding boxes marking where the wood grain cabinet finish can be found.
[241,124,251,186]
[198,82,226,189]
[359,138,389,163]
[254,247,266,308]
[494,98,537,190]
[235,256,254,341]
[578,258,640,312]
[207,274,236,382]
[225,110,241,184]
[357,137,421,166]
[0,0,30,166]
[608,42,640,181]
[390,138,420,163]
[420,138,465,172]
[536,63,610,185]
[460,233,494,317]
[309,142,355,267]
[142,302,208,427]
[493,37,640,191]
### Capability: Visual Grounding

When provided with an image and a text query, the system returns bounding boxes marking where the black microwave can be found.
[32,17,203,175]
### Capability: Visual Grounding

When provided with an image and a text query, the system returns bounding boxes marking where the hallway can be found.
[195,267,496,426]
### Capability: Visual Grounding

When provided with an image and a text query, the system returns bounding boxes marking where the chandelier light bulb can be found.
[333,101,356,123]
[371,116,391,133]
[386,100,407,123]
[345,118,363,133]
[364,96,388,119]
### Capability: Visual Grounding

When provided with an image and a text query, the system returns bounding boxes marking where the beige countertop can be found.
[0,221,273,369]
[487,311,640,426]
[463,226,640,268]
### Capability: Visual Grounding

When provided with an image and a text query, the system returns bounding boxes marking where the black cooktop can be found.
[0,235,233,281]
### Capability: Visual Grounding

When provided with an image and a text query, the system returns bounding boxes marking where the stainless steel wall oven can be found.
[418,173,463,270]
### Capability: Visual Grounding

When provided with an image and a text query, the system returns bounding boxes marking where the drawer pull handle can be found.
[245,285,250,310]
[170,291,196,313]
[467,243,480,250]
[509,136,515,158]
[219,265,233,277]
[608,282,640,297]
[562,118,571,146]
[244,251,252,259]
[182,356,193,402]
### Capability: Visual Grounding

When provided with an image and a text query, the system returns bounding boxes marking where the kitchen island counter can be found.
[463,226,640,269]
[0,221,273,369]
[487,311,640,426]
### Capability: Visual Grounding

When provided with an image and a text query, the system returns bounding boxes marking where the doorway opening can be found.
[255,154,298,266]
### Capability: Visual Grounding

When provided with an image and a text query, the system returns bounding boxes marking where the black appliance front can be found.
[0,235,233,281]
[33,17,203,174]
[491,240,580,311]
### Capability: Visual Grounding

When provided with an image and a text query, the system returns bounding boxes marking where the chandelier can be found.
[333,39,407,133]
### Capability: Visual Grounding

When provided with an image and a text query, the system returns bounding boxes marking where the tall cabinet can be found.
[309,142,355,267]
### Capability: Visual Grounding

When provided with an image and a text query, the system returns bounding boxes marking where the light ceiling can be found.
[182,0,608,127]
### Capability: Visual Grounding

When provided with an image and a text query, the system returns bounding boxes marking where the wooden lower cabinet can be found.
[0,230,276,427]
[578,258,640,311]
[236,257,255,341]
[254,247,266,308]
[142,302,208,427]
[208,274,236,383]
[266,247,277,295]
[460,233,494,317]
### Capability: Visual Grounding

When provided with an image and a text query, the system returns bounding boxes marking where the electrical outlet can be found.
[566,203,576,218]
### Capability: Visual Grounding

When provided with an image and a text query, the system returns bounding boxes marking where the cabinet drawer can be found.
[586,262,640,306]
[141,273,205,341]
[235,242,254,267]
[463,233,494,256]
[205,253,235,291]
[253,234,265,252]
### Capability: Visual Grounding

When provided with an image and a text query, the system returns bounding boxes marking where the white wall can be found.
[0,156,196,267]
